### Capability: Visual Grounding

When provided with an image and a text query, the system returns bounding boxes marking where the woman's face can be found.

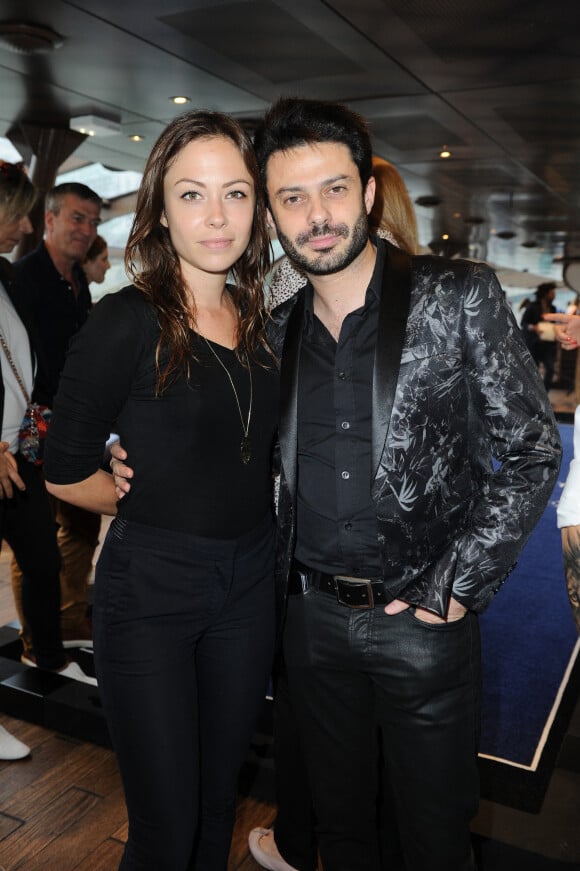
[0,210,33,254]
[160,135,255,287]
[84,247,111,284]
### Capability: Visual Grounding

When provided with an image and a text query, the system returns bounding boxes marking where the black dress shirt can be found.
[294,240,385,577]
[13,242,92,404]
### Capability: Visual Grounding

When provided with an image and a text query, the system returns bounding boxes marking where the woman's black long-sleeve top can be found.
[44,286,279,539]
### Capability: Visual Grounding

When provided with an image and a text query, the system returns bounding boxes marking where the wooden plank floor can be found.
[0,713,275,869]
[0,542,274,870]
[0,715,275,870]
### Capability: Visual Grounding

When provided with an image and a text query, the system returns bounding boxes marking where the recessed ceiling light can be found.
[439,146,451,159]
[171,96,190,105]
[442,233,449,240]
[129,134,144,142]
[70,114,121,138]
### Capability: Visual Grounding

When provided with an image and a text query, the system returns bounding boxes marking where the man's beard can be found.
[275,208,369,276]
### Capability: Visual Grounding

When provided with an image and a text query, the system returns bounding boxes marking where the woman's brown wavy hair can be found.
[125,110,272,393]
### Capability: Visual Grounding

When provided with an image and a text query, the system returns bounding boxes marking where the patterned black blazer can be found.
[267,239,562,621]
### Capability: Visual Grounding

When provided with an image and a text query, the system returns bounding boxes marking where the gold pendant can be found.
[240,437,251,465]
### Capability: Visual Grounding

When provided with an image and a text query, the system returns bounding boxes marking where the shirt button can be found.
[341,471,350,480]
[345,522,352,531]
[338,371,347,380]
[341,421,350,430]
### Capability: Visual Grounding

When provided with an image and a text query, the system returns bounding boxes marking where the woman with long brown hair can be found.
[44,111,278,870]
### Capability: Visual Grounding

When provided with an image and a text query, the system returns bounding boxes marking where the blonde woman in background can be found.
[368,156,419,254]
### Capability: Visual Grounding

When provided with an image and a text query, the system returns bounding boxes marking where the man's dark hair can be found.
[253,97,373,199]
[46,182,102,214]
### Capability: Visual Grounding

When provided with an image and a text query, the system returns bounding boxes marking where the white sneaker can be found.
[21,655,98,687]
[0,724,30,760]
[58,661,98,687]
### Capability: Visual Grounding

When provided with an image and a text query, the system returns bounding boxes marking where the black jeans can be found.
[93,514,276,871]
[283,587,480,871]
[272,661,406,871]
[0,453,65,669]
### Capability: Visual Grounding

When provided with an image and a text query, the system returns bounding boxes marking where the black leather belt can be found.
[289,561,387,609]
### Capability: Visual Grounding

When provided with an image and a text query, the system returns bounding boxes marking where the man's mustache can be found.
[296,223,349,246]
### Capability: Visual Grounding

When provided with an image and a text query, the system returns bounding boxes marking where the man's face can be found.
[265,142,375,276]
[45,194,101,263]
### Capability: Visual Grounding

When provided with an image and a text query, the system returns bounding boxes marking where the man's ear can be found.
[364,175,376,215]
[44,210,55,234]
[266,207,276,232]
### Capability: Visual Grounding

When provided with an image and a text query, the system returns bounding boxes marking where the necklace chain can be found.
[202,337,253,464]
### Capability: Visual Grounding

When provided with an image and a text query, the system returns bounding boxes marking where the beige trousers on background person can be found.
[11,497,101,656]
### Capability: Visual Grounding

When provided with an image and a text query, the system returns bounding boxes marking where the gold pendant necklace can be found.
[202,337,253,464]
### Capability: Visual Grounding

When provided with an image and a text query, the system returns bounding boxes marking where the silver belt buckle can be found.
[334,575,374,609]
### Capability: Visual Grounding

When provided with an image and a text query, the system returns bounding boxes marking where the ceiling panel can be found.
[0,0,579,280]
[161,1,364,83]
